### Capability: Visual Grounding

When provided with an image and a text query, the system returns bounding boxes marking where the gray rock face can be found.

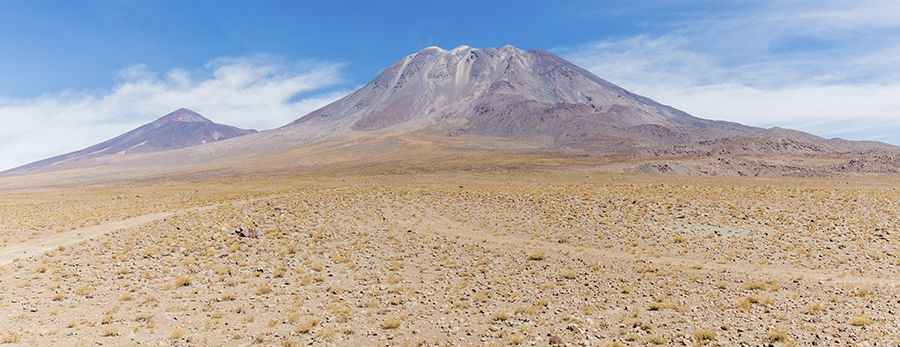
[5,108,256,175]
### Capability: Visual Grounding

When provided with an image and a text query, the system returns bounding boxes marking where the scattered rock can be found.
[549,335,563,345]
[234,226,262,238]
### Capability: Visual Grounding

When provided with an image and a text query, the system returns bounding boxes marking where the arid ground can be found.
[1,164,898,346]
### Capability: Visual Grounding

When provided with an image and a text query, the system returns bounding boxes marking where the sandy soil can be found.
[0,171,898,346]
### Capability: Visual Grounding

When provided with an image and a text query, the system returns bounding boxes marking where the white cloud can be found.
[0,56,348,170]
[561,0,900,144]
[642,83,900,129]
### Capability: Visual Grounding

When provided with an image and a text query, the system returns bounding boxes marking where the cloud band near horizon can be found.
[0,56,349,170]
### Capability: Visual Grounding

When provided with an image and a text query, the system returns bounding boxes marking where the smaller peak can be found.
[157,108,211,123]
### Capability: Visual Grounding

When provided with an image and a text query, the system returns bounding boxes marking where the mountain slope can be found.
[5,108,256,175]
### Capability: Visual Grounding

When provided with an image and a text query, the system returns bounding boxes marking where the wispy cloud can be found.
[0,56,348,170]
[560,0,900,143]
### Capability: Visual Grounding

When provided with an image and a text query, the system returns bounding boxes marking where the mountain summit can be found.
[5,108,256,175]
[156,108,213,123]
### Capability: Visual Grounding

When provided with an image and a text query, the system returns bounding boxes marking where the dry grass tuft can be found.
[527,251,545,261]
[174,275,191,288]
[692,329,716,345]
[380,317,402,330]
[491,311,510,322]
[0,333,19,344]
[170,327,186,340]
[256,282,273,295]
[296,318,320,334]
[647,334,668,345]
[766,327,789,343]
[118,291,133,302]
[74,285,93,297]
[849,315,873,327]
[508,334,524,345]
[100,327,119,337]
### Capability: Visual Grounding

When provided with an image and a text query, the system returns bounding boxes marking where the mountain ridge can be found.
[3,45,897,180]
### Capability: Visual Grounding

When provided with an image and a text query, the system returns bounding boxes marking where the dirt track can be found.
[0,194,291,267]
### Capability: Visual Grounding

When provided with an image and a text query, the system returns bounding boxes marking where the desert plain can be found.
[0,158,898,347]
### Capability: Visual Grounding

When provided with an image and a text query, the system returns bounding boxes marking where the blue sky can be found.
[2,0,900,169]
[0,0,711,97]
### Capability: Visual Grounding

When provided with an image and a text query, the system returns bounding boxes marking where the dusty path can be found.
[0,194,287,267]
[0,211,178,267]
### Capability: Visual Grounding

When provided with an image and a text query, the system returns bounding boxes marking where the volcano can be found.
[5,108,256,175]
